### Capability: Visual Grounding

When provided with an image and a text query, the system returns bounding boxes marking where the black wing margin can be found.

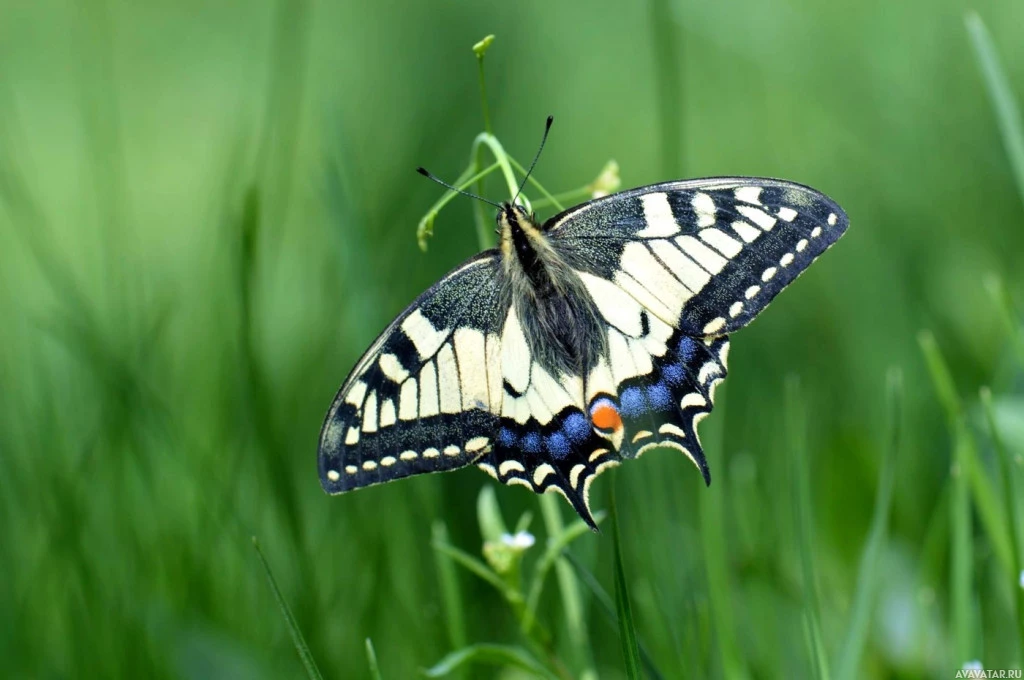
[319,252,507,493]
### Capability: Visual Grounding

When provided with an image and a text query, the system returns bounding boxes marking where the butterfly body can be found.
[319,177,848,528]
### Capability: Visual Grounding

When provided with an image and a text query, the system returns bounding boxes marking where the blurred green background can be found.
[2,0,1024,677]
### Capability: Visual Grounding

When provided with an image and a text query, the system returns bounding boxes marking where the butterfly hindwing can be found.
[547,177,849,336]
[319,253,507,492]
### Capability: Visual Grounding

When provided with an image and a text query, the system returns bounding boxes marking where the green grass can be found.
[2,1,1024,677]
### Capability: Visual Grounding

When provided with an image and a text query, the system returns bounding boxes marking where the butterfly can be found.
[318,128,848,529]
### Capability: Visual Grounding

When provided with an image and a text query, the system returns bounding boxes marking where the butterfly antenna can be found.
[416,167,502,208]
[512,115,554,207]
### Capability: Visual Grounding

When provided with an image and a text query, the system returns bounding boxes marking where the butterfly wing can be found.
[549,177,848,336]
[319,252,507,492]
[533,178,846,513]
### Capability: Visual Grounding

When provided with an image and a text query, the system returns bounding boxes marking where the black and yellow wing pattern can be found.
[319,177,848,527]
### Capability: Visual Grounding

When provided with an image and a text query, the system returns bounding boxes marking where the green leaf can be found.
[611,492,642,680]
[251,537,324,680]
[966,12,1024,210]
[835,368,903,680]
[423,644,558,679]
[981,387,1024,659]
[477,485,508,544]
[366,638,382,680]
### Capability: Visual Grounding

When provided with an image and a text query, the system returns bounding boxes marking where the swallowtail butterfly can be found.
[319,127,848,529]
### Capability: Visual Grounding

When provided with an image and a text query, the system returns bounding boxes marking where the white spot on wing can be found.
[344,381,368,407]
[734,186,762,205]
[465,436,490,453]
[736,205,777,231]
[796,239,808,252]
[326,469,340,481]
[499,460,526,476]
[730,220,761,243]
[637,192,679,237]
[399,379,418,420]
[345,426,359,445]
[649,240,711,294]
[745,285,761,299]
[811,226,822,238]
[619,242,692,316]
[381,456,396,467]
[362,460,378,471]
[702,317,726,335]
[762,267,778,282]
[400,450,418,460]
[533,463,555,486]
[380,399,396,427]
[579,270,646,336]
[345,465,358,474]
[729,301,743,318]
[699,228,743,258]
[378,353,409,383]
[419,361,439,417]
[828,213,838,226]
[569,464,587,488]
[675,235,728,274]
[778,206,798,222]
[362,392,378,433]
[501,306,531,395]
[454,328,489,411]
[444,445,460,456]
[607,329,641,385]
[659,422,687,438]
[437,344,461,414]
[692,192,717,227]
[680,392,707,408]
[401,309,447,360]
[780,253,795,267]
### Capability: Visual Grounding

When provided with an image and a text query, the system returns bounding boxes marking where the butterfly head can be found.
[497,201,546,264]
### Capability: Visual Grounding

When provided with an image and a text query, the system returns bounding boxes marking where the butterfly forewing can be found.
[547,178,849,337]
[319,253,507,491]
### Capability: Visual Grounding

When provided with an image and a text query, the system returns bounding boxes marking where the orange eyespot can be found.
[590,401,622,432]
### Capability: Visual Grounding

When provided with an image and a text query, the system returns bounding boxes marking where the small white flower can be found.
[501,531,535,549]
[962,660,983,671]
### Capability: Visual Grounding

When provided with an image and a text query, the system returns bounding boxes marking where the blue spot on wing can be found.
[662,362,686,386]
[498,427,517,448]
[646,382,672,409]
[677,335,696,361]
[545,432,570,459]
[522,432,542,453]
[619,387,645,418]
[563,412,590,443]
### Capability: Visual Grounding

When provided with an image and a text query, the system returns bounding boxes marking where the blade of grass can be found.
[966,12,1024,209]
[697,376,748,679]
[251,537,324,680]
[423,644,559,679]
[563,550,666,680]
[918,332,976,664]
[835,368,904,680]
[366,638,382,680]
[980,387,1024,659]
[432,521,468,656]
[610,490,642,680]
[649,0,684,177]
[918,330,1013,572]
[524,511,603,633]
[786,376,831,680]
[538,493,596,680]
